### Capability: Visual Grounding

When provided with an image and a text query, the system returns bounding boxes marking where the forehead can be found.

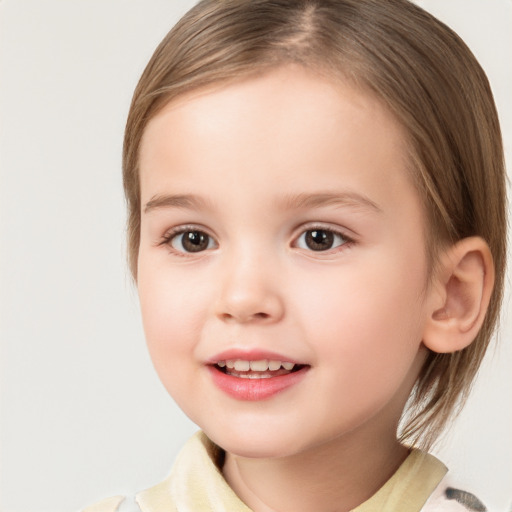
[138,65,414,210]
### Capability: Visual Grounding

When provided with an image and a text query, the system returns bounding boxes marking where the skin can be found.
[137,65,439,512]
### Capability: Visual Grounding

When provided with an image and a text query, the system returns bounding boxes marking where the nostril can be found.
[215,293,285,323]
[218,310,272,323]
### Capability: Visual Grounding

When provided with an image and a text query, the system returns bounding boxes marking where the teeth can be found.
[250,360,269,371]
[233,360,250,371]
[268,360,282,371]
[217,359,296,372]
[226,371,273,379]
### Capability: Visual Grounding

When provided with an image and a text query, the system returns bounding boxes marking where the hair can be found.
[122,0,507,449]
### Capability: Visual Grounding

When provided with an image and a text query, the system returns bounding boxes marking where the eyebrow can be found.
[144,194,211,214]
[278,191,382,213]
[143,191,382,214]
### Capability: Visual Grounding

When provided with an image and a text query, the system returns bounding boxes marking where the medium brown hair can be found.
[123,0,507,448]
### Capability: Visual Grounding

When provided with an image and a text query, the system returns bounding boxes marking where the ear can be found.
[422,237,495,354]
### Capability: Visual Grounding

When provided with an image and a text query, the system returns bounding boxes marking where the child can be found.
[84,0,507,510]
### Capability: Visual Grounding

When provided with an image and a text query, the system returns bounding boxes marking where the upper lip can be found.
[207,349,306,365]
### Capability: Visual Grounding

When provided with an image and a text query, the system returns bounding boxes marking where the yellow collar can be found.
[136,431,447,512]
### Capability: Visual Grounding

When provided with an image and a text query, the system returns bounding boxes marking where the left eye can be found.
[295,229,347,252]
[170,230,216,253]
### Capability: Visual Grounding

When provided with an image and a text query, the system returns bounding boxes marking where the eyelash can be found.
[158,225,217,256]
[159,224,354,256]
[293,224,354,254]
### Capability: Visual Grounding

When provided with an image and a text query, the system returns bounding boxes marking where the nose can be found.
[215,251,285,324]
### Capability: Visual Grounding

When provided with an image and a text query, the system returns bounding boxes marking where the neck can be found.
[222,429,408,512]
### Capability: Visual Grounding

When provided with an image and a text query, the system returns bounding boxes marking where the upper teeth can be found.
[219,359,295,371]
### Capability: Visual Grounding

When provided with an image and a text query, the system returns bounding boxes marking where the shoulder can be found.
[81,495,142,512]
[79,431,209,512]
[422,473,488,512]
[79,431,246,512]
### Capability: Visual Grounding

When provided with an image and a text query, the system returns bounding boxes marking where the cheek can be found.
[293,272,426,431]
[137,261,212,379]
[293,257,427,377]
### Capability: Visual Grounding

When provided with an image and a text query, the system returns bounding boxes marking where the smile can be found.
[208,358,310,400]
[219,358,296,375]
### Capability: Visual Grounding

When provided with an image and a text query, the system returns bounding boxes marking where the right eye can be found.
[168,230,217,253]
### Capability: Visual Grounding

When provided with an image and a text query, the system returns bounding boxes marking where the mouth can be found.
[207,356,310,400]
[212,359,308,379]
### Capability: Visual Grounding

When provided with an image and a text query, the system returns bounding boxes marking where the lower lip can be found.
[207,365,309,401]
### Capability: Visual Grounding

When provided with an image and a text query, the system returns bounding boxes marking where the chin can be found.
[201,420,312,460]
[216,437,297,459]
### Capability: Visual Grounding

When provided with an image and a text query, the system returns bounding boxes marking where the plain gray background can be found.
[0,1,511,511]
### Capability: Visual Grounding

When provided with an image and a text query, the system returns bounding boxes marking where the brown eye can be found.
[297,229,346,251]
[170,230,215,253]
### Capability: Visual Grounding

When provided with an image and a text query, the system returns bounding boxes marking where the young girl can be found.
[84,0,507,510]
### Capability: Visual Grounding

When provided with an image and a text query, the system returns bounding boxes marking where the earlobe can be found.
[423,237,495,354]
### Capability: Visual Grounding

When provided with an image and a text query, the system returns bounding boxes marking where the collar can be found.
[136,431,447,512]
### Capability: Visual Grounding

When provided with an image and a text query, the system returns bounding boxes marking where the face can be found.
[137,66,433,459]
